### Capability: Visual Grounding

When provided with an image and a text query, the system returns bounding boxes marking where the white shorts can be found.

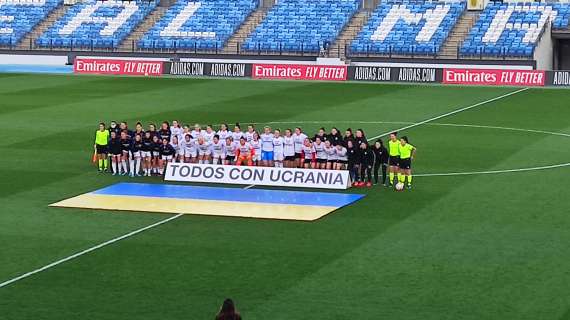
[198,149,210,156]
[132,151,142,159]
[185,150,197,158]
[161,155,173,161]
[141,151,151,158]
[273,152,284,161]
[176,150,185,158]
[152,151,160,157]
[253,153,261,161]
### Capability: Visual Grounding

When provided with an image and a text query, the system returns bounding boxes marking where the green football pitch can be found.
[1,73,569,320]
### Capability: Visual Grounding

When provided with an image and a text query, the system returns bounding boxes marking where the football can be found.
[395,182,405,191]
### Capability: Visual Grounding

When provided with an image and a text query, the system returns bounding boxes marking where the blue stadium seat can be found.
[350,1,465,56]
[243,0,358,53]
[0,0,62,46]
[138,0,257,50]
[461,2,570,57]
[37,0,157,49]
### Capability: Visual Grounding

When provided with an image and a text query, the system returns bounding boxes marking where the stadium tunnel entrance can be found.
[553,38,570,70]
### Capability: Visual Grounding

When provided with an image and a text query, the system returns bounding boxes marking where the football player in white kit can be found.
[250,132,261,166]
[191,124,202,140]
[335,143,348,170]
[283,129,296,168]
[324,140,337,170]
[260,126,274,167]
[302,138,316,169]
[183,134,197,163]
[210,135,226,165]
[245,124,256,142]
[293,127,308,168]
[203,125,216,142]
[196,136,211,164]
[232,123,244,141]
[224,137,237,165]
[171,135,182,163]
[180,125,191,144]
[217,123,231,141]
[272,129,285,168]
[313,136,327,169]
[170,120,182,143]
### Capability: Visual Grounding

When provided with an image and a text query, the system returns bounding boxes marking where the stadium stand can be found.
[0,0,61,47]
[138,0,258,51]
[242,0,359,53]
[552,2,570,29]
[36,0,157,49]
[349,1,466,56]
[460,2,570,57]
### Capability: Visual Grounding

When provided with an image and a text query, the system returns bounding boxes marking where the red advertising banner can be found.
[443,68,545,87]
[74,58,163,76]
[252,64,347,81]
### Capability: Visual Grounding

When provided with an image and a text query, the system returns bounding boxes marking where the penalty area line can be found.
[369,87,530,140]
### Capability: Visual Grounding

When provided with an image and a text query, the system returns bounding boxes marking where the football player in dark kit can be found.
[347,139,359,185]
[372,139,389,186]
[158,121,171,142]
[129,134,144,177]
[356,142,374,187]
[141,131,154,176]
[108,131,123,175]
[119,131,132,176]
[158,138,176,175]
[151,135,162,175]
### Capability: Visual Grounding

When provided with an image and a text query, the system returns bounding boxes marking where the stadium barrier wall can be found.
[164,61,251,78]
[546,70,570,87]
[67,57,570,87]
[348,66,442,83]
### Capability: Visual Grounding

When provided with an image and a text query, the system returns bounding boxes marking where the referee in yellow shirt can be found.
[387,132,400,186]
[398,136,416,189]
[94,123,110,172]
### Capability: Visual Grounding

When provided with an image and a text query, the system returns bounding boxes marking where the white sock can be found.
[129,160,135,174]
[112,161,118,173]
[121,161,127,173]
[135,159,141,174]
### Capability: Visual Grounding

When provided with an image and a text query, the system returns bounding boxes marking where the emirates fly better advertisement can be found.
[442,68,545,86]
[252,63,347,81]
[74,58,164,76]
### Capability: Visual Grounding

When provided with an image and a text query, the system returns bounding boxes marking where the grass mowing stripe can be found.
[0,213,184,289]
[368,87,530,140]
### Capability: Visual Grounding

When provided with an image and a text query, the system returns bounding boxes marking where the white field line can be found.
[368,87,529,140]
[415,162,570,177]
[0,213,184,289]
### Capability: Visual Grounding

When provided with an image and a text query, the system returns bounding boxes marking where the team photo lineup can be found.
[94,121,416,188]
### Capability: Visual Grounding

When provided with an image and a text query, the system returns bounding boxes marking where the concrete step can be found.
[118,6,168,51]
[222,7,271,53]
[437,10,480,59]
[16,4,68,49]
[328,11,370,60]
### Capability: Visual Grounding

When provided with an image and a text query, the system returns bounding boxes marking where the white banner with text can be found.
[165,163,351,189]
